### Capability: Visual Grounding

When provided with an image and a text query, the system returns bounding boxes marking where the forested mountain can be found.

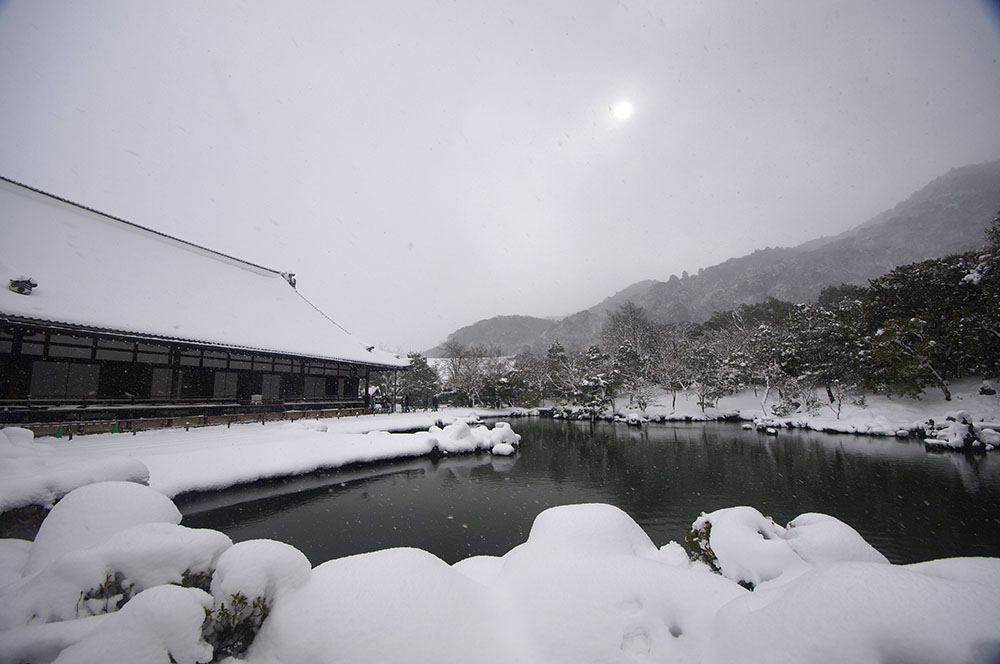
[427,160,1000,356]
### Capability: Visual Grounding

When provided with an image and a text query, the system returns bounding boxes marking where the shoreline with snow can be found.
[0,410,520,516]
[2,396,1000,662]
[3,380,999,519]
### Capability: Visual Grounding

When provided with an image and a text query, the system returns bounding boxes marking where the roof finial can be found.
[9,276,37,295]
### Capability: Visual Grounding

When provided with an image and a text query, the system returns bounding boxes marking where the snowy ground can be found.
[2,392,1000,662]
[0,409,516,512]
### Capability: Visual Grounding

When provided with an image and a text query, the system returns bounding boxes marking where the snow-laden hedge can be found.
[2,482,999,663]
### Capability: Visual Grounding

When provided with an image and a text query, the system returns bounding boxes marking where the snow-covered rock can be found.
[426,420,521,454]
[490,442,515,456]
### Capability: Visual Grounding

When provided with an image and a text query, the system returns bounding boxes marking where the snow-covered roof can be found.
[0,177,408,368]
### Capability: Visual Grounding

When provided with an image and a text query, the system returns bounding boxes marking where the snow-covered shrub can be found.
[52,585,214,664]
[687,507,887,589]
[203,539,311,660]
[1,521,232,628]
[203,591,271,661]
[684,520,721,574]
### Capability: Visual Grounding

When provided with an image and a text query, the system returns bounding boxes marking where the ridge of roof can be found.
[0,174,284,277]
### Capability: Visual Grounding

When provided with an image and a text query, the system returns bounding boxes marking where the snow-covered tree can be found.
[602,302,661,412]
[398,353,441,410]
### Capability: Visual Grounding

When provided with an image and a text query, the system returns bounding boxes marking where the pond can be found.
[177,418,1000,566]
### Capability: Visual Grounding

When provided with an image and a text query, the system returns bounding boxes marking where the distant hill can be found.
[425,315,555,357]
[426,160,1000,356]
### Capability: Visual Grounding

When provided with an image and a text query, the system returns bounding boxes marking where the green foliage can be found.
[202,591,271,661]
[684,521,721,574]
[399,353,441,409]
[77,572,134,617]
[180,568,213,593]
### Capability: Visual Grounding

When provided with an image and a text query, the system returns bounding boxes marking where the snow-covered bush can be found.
[204,539,311,660]
[687,506,887,589]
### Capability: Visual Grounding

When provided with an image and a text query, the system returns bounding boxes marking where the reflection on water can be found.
[177,419,1000,565]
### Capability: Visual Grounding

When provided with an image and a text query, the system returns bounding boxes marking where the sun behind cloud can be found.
[612,99,634,121]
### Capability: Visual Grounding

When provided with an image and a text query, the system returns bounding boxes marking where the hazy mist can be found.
[1,1,998,351]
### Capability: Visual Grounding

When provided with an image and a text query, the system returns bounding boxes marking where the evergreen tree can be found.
[398,353,441,410]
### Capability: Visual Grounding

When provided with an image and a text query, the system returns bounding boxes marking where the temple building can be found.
[0,176,408,425]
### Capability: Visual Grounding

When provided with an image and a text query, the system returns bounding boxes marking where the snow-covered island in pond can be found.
[1,416,999,664]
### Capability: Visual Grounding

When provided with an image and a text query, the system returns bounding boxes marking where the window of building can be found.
[304,375,326,398]
[29,361,100,398]
[213,371,239,398]
[261,374,281,400]
[151,367,172,398]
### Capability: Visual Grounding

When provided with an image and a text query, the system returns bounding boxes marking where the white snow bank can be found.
[0,427,149,512]
[707,559,1000,664]
[0,411,518,501]
[692,506,887,587]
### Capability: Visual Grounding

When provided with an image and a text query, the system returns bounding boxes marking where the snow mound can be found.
[249,547,517,664]
[451,554,504,584]
[691,506,887,587]
[0,429,149,512]
[707,559,1000,664]
[51,584,213,664]
[490,442,515,456]
[526,503,656,557]
[211,539,311,606]
[497,504,746,663]
[426,420,521,454]
[0,426,52,455]
[1,522,231,628]
[784,512,889,567]
[0,539,31,590]
[26,481,180,575]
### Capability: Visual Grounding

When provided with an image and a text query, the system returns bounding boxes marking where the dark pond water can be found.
[177,418,1000,566]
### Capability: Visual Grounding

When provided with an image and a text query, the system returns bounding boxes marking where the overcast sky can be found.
[2,1,999,352]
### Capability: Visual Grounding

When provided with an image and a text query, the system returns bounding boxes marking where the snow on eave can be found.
[0,177,409,370]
